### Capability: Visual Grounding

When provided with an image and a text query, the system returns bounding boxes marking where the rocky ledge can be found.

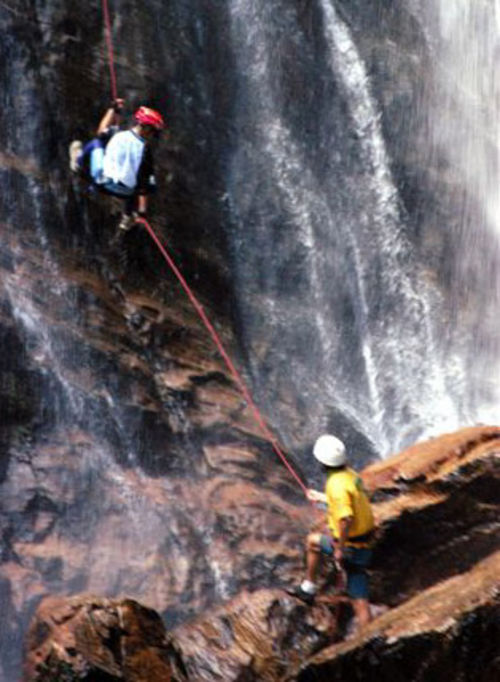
[293,550,499,681]
[24,426,500,681]
[24,596,185,681]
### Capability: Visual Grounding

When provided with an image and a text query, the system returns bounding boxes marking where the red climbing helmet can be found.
[134,106,165,130]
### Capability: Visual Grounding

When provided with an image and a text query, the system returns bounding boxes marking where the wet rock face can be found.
[24,595,186,681]
[0,314,40,483]
[0,227,310,682]
[22,427,500,681]
[2,0,496,462]
[0,228,314,680]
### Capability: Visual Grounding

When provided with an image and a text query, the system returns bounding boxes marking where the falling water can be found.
[318,0,458,447]
[227,0,467,455]
[422,0,500,423]
[227,0,357,420]
[430,1,500,235]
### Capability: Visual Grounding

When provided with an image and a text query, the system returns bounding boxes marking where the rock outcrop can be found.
[172,588,346,682]
[366,426,500,607]
[166,426,500,680]
[293,551,500,682]
[286,426,500,681]
[23,426,500,681]
[24,596,186,681]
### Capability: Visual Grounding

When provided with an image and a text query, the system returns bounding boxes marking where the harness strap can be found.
[345,529,375,547]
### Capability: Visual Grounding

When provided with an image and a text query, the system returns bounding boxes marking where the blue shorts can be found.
[319,534,372,600]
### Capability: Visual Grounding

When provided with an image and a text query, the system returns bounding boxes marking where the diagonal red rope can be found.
[102,0,118,101]
[136,218,309,496]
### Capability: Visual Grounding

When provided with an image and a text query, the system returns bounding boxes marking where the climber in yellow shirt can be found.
[288,434,375,632]
[324,464,374,544]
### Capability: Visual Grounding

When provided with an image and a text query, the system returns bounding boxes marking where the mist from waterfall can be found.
[422,0,500,424]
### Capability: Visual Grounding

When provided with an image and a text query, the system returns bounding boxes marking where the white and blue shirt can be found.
[102,130,145,189]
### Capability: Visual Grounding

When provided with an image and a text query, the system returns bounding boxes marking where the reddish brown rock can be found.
[0,226,310,678]
[365,426,500,606]
[21,427,500,681]
[172,588,345,681]
[363,425,500,491]
[171,426,500,680]
[290,551,500,682]
[24,595,186,681]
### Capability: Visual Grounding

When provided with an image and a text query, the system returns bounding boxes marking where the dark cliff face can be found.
[0,228,313,680]
[0,0,499,680]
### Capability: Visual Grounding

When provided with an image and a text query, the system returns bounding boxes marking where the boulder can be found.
[172,588,347,681]
[24,595,186,681]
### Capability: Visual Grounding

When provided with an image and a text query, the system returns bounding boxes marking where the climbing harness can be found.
[99,1,310,498]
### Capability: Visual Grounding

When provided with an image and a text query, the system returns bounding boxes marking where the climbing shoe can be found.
[69,140,83,173]
[285,585,316,606]
[117,212,138,232]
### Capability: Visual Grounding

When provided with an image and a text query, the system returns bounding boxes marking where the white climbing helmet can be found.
[313,434,346,467]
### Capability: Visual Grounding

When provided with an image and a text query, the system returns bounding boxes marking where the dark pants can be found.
[99,180,137,215]
[319,534,372,599]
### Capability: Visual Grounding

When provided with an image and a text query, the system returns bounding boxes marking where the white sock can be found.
[300,580,317,594]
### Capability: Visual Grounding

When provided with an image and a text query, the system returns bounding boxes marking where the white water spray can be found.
[423,0,500,421]
[227,0,468,453]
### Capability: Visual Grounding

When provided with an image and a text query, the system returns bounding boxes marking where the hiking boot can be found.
[69,140,83,173]
[117,212,138,232]
[285,585,316,605]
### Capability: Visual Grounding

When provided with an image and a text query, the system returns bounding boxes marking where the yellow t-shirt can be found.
[325,468,374,542]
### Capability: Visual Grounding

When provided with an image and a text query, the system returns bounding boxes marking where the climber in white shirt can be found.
[70,104,165,233]
[101,106,165,231]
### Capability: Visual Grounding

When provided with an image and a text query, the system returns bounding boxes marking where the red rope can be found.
[136,218,309,496]
[102,0,118,101]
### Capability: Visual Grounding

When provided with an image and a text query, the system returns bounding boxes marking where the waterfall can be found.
[227,0,361,436]
[431,0,500,235]
[318,0,454,449]
[227,0,467,456]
